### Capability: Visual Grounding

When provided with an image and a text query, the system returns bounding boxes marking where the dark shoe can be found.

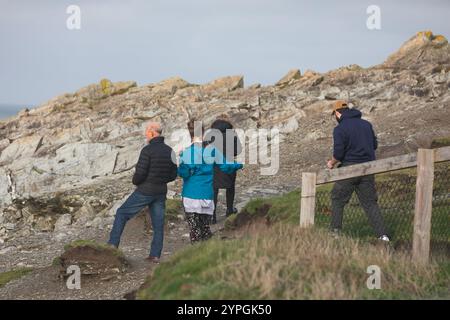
[226,208,238,216]
[145,256,160,264]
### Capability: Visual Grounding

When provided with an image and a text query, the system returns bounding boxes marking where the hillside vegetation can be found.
[137,166,449,300]
[137,225,449,299]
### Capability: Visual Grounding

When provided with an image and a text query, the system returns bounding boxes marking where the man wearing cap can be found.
[327,101,389,242]
[108,122,178,263]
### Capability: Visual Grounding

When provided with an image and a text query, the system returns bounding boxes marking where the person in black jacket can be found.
[207,115,242,224]
[327,101,389,242]
[108,122,177,263]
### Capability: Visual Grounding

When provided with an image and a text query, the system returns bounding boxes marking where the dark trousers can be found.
[185,212,212,243]
[212,186,235,223]
[108,191,166,258]
[331,175,387,237]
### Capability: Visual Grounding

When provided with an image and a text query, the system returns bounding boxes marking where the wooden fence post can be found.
[300,172,317,227]
[412,149,435,264]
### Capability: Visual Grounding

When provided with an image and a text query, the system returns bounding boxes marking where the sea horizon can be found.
[0,104,31,120]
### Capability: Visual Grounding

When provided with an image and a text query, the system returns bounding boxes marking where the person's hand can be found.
[327,159,335,169]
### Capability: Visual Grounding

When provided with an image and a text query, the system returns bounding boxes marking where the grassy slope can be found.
[227,166,449,248]
[137,226,449,299]
[0,268,33,288]
[63,239,125,257]
[137,166,449,300]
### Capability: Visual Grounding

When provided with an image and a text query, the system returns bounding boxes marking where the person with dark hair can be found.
[179,119,243,242]
[108,122,178,264]
[208,115,242,224]
[327,101,389,242]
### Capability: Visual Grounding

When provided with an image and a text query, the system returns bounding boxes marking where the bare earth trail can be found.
[0,211,190,299]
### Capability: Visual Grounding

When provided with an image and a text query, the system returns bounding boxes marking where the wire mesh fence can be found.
[315,161,450,257]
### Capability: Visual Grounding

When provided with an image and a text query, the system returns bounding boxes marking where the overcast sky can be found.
[1,0,449,107]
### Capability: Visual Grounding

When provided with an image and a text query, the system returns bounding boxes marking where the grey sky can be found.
[1,0,449,107]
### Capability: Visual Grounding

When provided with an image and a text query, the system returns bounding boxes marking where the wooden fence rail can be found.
[299,146,450,264]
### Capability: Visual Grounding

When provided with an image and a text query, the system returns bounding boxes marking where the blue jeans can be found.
[108,191,166,258]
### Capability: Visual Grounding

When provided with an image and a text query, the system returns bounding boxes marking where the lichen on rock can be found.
[100,78,113,95]
[385,30,450,67]
[111,81,137,95]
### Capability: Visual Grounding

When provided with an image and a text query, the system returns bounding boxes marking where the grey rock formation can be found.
[0,31,449,240]
[276,69,301,86]
[53,214,72,233]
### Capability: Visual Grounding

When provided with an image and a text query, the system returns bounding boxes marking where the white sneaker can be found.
[379,235,390,242]
[330,228,341,239]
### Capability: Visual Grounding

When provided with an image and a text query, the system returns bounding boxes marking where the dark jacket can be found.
[208,119,242,189]
[333,108,378,164]
[132,136,178,195]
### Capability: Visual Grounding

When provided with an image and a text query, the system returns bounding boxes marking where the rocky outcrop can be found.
[203,75,244,92]
[384,31,449,69]
[174,75,244,98]
[0,135,43,163]
[150,76,192,95]
[76,79,137,101]
[276,69,301,86]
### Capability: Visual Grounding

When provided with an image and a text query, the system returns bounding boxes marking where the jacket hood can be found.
[211,119,233,133]
[341,108,362,120]
[149,136,165,144]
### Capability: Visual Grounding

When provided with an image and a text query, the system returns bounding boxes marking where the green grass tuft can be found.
[431,136,450,148]
[165,198,183,222]
[0,268,33,288]
[64,239,124,257]
[52,257,62,267]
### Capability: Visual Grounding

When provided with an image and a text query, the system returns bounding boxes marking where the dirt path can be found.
[0,211,189,299]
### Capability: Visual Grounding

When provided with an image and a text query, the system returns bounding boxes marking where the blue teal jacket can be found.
[178,142,243,200]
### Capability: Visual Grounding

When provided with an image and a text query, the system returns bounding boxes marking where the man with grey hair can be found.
[108,122,178,264]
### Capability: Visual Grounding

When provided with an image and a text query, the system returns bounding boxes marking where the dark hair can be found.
[211,118,233,132]
[187,118,204,139]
